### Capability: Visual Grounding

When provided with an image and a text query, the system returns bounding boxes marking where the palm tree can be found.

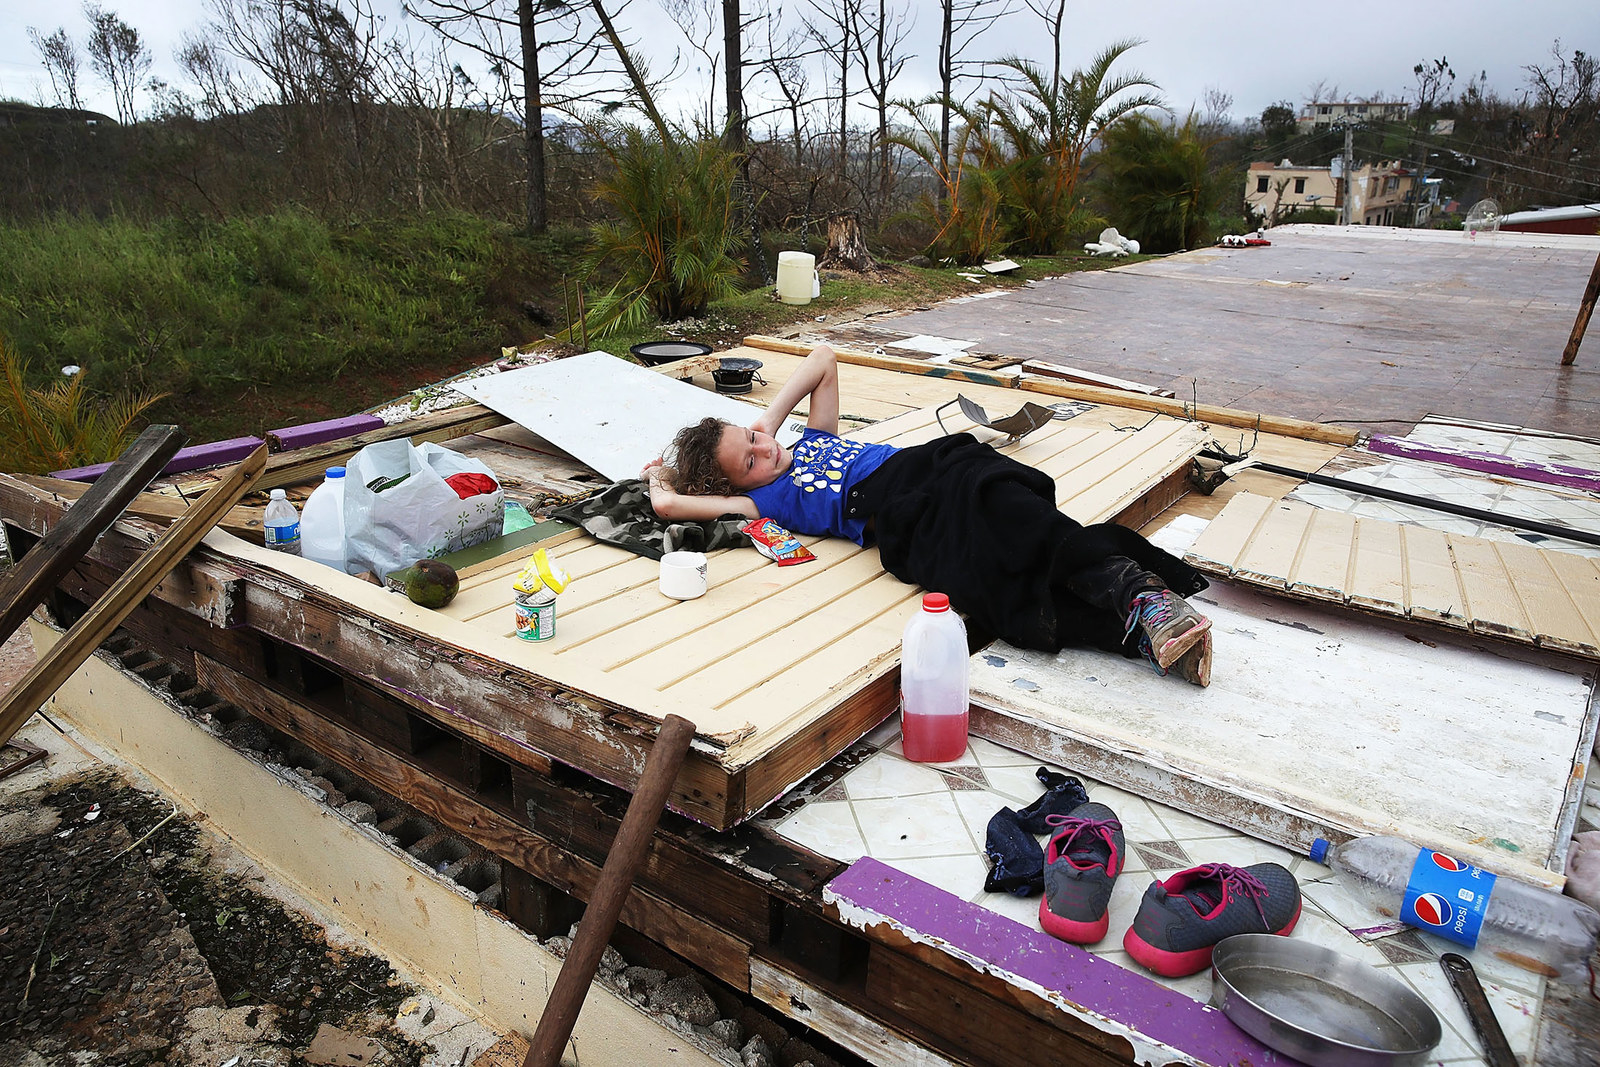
[982,40,1162,254]
[1097,112,1223,253]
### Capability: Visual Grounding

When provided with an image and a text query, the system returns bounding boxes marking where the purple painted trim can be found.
[1368,434,1600,495]
[52,436,265,482]
[267,414,385,452]
[826,857,1288,1065]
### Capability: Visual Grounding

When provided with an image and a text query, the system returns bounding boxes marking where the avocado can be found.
[402,559,460,609]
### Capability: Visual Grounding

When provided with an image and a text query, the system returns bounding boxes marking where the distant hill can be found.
[0,101,117,128]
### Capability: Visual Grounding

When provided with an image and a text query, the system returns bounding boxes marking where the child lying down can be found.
[643,344,1213,685]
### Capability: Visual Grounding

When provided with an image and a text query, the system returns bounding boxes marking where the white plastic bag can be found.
[342,440,504,578]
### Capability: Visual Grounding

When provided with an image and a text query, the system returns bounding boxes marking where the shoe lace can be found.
[1122,591,1174,643]
[1189,863,1270,924]
[1044,813,1123,861]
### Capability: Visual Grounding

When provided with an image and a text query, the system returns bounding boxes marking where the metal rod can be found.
[1242,459,1600,547]
[522,714,697,1067]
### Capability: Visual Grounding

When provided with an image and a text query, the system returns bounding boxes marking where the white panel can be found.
[454,351,802,482]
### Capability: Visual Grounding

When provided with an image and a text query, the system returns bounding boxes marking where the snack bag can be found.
[513,547,573,594]
[742,518,816,567]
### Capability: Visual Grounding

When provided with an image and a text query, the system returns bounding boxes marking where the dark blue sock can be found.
[983,807,1045,896]
[1015,767,1090,834]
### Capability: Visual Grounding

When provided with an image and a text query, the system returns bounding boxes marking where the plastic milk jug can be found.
[300,466,348,572]
[1311,835,1600,980]
[900,592,970,762]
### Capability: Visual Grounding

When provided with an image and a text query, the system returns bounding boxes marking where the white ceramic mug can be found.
[659,551,708,600]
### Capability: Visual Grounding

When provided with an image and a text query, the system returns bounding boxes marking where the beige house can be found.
[1245,160,1340,224]
[1245,159,1421,227]
[1297,100,1410,127]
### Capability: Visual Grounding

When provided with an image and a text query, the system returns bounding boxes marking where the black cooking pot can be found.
[712,357,764,394]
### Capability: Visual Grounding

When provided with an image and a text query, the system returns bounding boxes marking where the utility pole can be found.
[1341,125,1354,226]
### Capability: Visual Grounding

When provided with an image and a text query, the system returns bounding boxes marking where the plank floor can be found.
[431,406,1208,759]
[1186,491,1600,656]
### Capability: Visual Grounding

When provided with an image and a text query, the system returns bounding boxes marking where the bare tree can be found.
[854,0,913,212]
[803,0,861,179]
[935,0,1011,180]
[661,0,721,129]
[84,4,151,123]
[407,0,611,233]
[29,27,84,110]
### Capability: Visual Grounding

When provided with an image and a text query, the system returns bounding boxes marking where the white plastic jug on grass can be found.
[900,592,969,762]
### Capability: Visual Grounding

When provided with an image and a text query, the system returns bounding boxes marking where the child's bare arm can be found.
[643,461,759,522]
[754,344,839,437]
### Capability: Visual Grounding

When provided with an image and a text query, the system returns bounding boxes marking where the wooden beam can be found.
[261,404,510,488]
[1561,249,1600,366]
[0,444,266,747]
[742,334,1360,446]
[0,424,186,645]
[10,474,266,543]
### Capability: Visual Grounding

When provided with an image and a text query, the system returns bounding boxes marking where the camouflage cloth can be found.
[549,479,752,561]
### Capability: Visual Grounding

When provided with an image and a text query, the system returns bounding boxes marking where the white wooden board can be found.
[968,575,1596,889]
[454,351,802,482]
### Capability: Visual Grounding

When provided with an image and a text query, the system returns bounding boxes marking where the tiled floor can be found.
[771,720,1549,1066]
[1410,418,1600,470]
[1289,459,1600,558]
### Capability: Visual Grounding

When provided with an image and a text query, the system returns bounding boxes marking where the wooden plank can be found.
[50,435,262,481]
[1398,525,1468,628]
[748,957,964,1067]
[1231,498,1315,588]
[1490,540,1597,655]
[8,474,267,543]
[0,424,186,645]
[1184,490,1273,572]
[1287,509,1357,602]
[741,335,1359,445]
[262,403,510,488]
[267,414,386,452]
[1539,552,1600,654]
[1347,516,1408,613]
[0,444,267,747]
[1448,535,1534,642]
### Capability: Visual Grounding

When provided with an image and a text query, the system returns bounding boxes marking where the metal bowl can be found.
[1210,934,1441,1067]
[629,341,713,366]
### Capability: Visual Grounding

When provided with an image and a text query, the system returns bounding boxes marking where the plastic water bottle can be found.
[900,592,969,762]
[1311,835,1600,980]
[262,488,301,554]
[300,466,348,572]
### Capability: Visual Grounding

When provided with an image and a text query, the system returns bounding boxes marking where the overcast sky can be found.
[0,0,1591,131]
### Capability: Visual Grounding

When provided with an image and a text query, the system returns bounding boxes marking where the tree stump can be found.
[817,211,876,272]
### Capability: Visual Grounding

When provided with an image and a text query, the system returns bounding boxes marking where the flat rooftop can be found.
[874,224,1600,436]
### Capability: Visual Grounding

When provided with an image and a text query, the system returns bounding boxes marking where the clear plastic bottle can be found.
[300,466,348,572]
[900,592,969,762]
[1311,835,1600,980]
[262,488,301,554]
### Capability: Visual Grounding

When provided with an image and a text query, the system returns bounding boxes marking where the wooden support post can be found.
[0,425,186,646]
[523,714,697,1067]
[0,444,266,748]
[1561,249,1600,366]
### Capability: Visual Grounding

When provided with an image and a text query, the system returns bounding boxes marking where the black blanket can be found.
[865,433,1207,654]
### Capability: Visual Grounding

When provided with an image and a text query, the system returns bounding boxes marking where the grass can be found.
[0,210,1136,446]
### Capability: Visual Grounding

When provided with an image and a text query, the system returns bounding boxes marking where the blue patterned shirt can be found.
[746,428,898,545]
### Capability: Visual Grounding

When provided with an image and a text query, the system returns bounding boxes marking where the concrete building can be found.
[1297,100,1410,127]
[1245,159,1424,227]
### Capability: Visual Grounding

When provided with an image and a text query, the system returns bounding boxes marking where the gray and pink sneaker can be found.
[1038,803,1124,945]
[1123,862,1301,977]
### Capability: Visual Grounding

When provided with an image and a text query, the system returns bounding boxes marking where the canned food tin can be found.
[514,588,557,641]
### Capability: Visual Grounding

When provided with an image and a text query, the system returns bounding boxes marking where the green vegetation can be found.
[1098,113,1226,253]
[582,128,745,335]
[0,338,164,474]
[0,210,555,440]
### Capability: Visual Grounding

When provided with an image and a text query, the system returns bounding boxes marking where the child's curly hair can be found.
[665,417,734,496]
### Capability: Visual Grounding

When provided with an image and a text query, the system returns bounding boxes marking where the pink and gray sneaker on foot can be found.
[1038,803,1124,944]
[1125,590,1211,672]
[1122,861,1301,977]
